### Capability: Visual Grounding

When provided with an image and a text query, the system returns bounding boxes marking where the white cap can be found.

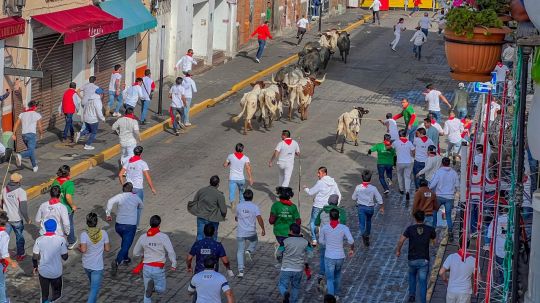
[458,82,465,88]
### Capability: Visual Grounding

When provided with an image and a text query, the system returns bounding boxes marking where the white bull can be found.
[232,82,265,135]
[287,74,325,121]
[335,106,370,153]
[257,84,282,128]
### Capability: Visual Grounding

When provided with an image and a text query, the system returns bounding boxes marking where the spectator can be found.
[140,69,156,125]
[392,129,415,201]
[75,88,106,150]
[352,170,384,247]
[188,256,234,303]
[1,173,29,261]
[52,165,78,250]
[13,100,43,172]
[188,175,227,241]
[119,146,157,212]
[269,187,301,246]
[412,179,438,226]
[35,186,70,238]
[369,0,382,25]
[439,243,475,303]
[429,157,459,242]
[235,189,265,278]
[452,82,469,119]
[413,128,434,189]
[223,143,253,206]
[112,107,141,166]
[368,134,396,194]
[107,64,123,117]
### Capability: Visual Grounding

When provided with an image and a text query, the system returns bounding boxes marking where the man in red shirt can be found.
[250,21,273,63]
[59,82,81,143]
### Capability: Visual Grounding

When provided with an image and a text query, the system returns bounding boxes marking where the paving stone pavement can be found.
[4,9,462,303]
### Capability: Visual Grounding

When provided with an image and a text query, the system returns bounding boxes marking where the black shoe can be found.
[406,193,410,201]
[122,258,131,266]
[408,295,416,302]
[362,235,369,247]
[400,190,404,195]
[146,279,155,298]
[283,291,290,303]
[141,120,146,125]
[111,260,119,277]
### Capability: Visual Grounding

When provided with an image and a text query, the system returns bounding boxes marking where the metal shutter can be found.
[93,34,126,107]
[31,34,73,131]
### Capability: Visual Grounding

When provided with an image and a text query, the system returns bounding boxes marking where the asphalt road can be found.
[7,10,459,303]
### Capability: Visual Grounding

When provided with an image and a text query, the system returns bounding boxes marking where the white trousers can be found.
[396,163,413,193]
[278,162,294,187]
[446,292,471,303]
[120,143,136,167]
[391,33,401,49]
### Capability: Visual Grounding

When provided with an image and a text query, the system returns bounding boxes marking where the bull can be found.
[337,31,351,63]
[257,83,282,128]
[319,46,331,70]
[297,48,321,76]
[335,106,369,153]
[232,81,265,135]
[287,74,326,121]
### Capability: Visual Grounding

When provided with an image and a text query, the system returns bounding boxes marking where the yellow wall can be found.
[362,0,437,9]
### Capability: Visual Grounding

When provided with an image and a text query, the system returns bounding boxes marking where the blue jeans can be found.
[80,122,99,146]
[108,90,123,113]
[133,187,144,202]
[183,98,192,124]
[256,39,267,60]
[413,44,423,59]
[0,268,6,303]
[438,197,454,232]
[143,265,166,303]
[170,107,184,131]
[67,212,76,245]
[228,180,245,204]
[325,257,344,296]
[115,223,137,264]
[357,205,375,236]
[6,221,25,256]
[21,133,37,167]
[421,28,428,37]
[237,235,258,271]
[63,114,74,140]
[428,110,441,122]
[319,245,326,276]
[84,268,103,303]
[141,99,151,122]
[407,124,418,142]
[424,215,435,227]
[278,270,302,302]
[310,206,323,242]
[456,108,467,119]
[408,259,429,303]
[413,160,426,189]
[377,164,393,191]
[196,217,219,241]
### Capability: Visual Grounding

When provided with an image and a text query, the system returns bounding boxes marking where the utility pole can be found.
[157,25,165,116]
[318,1,322,32]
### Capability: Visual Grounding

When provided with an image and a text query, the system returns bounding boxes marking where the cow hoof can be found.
[340,149,344,153]
[354,142,359,146]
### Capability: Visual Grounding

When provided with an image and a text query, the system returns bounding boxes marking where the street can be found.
[7,10,458,303]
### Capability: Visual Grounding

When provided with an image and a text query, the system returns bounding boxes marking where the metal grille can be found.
[93,34,126,107]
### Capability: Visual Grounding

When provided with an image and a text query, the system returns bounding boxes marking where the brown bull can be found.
[287,74,325,121]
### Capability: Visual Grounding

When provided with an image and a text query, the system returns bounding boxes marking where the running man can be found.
[393,99,418,141]
[250,21,273,63]
[223,143,253,206]
[296,15,309,45]
[268,130,300,188]
[175,49,198,75]
[368,134,396,194]
[108,64,123,117]
[390,18,406,51]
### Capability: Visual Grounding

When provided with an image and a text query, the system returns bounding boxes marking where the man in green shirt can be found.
[368,134,396,194]
[269,187,301,246]
[52,165,77,249]
[393,99,418,141]
[266,1,272,23]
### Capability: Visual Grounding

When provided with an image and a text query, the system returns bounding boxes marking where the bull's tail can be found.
[232,95,249,123]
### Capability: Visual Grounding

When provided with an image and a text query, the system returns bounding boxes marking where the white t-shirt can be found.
[108,72,122,91]
[123,85,144,107]
[494,65,509,83]
[297,18,309,28]
[81,83,99,106]
[484,102,501,122]
[394,23,405,35]
[80,230,109,271]
[169,85,185,108]
[392,139,415,164]
[385,118,399,141]
[0,231,9,259]
[141,76,154,100]
[370,0,381,11]
[226,153,250,181]
[1,186,28,222]
[112,117,139,147]
[188,270,230,303]
[413,137,434,162]
[502,46,514,62]
[419,17,431,29]
[181,77,197,99]
[123,159,150,189]
[443,118,464,144]
[176,55,197,72]
[275,139,300,164]
[442,253,475,295]
[487,214,508,258]
[236,201,261,237]
[425,90,443,111]
[35,201,70,237]
[19,111,41,134]
[33,234,68,279]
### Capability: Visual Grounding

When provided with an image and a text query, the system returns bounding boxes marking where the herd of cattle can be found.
[232,28,367,152]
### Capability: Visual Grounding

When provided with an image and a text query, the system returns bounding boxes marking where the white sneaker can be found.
[386,177,393,186]
[113,112,120,117]
[67,240,78,250]
[255,58,260,63]
[15,153,21,166]
[185,122,192,127]
[311,240,318,247]
[245,250,252,262]
[74,131,80,144]
[84,145,95,150]
[237,271,244,278]
[32,166,38,173]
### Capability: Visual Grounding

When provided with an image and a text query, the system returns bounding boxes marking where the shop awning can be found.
[0,17,25,40]
[100,0,157,39]
[32,5,123,44]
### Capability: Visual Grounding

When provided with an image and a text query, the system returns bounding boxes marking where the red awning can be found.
[32,5,123,44]
[0,17,25,40]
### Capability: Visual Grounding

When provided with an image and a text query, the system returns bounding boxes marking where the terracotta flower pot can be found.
[444,27,511,82]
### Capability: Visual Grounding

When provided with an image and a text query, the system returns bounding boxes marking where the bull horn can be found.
[271,74,277,84]
[315,74,326,84]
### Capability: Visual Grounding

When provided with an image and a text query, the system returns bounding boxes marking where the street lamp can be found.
[157,24,165,116]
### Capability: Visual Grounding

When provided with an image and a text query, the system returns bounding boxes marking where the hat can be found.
[458,82,465,88]
[10,173,22,182]
[95,87,104,94]
[328,194,339,205]
[44,219,57,233]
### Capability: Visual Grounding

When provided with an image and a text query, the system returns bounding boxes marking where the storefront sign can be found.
[0,17,25,40]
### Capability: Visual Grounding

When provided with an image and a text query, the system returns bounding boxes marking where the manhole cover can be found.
[59,153,80,161]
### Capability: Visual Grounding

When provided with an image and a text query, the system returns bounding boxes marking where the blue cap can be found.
[44,219,57,232]
[95,88,104,94]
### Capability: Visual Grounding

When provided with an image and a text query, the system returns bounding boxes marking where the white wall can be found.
[192,1,209,57]
[148,12,172,77]
[212,0,228,51]
[174,0,194,70]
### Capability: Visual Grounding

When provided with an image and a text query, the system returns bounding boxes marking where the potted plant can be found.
[444,2,512,82]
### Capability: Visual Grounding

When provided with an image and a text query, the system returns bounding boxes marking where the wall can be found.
[213,0,228,50]
[192,1,210,57]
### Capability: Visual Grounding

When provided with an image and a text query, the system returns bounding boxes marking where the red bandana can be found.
[384,140,392,146]
[147,227,160,237]
[284,138,293,145]
[361,182,369,188]
[56,177,70,185]
[24,106,37,112]
[132,82,139,86]
[279,199,293,206]
[420,136,428,143]
[234,152,244,160]
[49,198,60,205]
[399,138,408,143]
[448,117,455,120]
[0,227,5,232]
[124,113,137,120]
[431,119,436,124]
[44,232,56,236]
[187,53,193,57]
[330,219,339,229]
[129,156,142,163]
[457,248,471,259]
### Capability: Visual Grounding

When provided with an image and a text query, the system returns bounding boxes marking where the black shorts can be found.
[297,28,307,35]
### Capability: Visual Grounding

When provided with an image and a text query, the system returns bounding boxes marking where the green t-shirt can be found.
[266,8,272,21]
[52,179,75,213]
[270,201,300,237]
[369,143,396,165]
[402,105,418,127]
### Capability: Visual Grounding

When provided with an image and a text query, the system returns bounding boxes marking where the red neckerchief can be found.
[457,248,471,259]
[361,182,369,188]
[0,227,5,232]
[49,198,60,205]
[124,113,137,120]
[330,219,339,229]
[420,136,428,143]
[24,106,37,112]
[112,71,121,74]
[448,117,455,120]
[431,119,436,124]
[44,232,56,236]
[56,177,70,185]
[234,152,244,160]
[186,53,193,57]
[284,138,293,145]
[399,137,408,143]
[279,199,293,206]
[132,82,139,86]
[497,62,503,67]
[129,156,142,163]
[147,227,160,237]
[384,140,392,147]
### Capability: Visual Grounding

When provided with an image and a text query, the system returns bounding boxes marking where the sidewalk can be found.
[8,8,369,194]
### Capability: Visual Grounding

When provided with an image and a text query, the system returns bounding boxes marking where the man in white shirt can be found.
[417,145,442,182]
[181,73,197,126]
[429,157,459,241]
[75,88,106,150]
[487,207,508,285]
[296,15,309,44]
[188,256,234,303]
[123,78,145,112]
[112,107,140,166]
[119,146,157,207]
[390,18,406,51]
[268,130,300,188]
[78,76,99,133]
[2,173,30,261]
[35,186,70,237]
[133,215,177,303]
[501,44,514,68]
[380,113,398,141]
[483,99,501,124]
[140,69,155,125]
[413,128,434,189]
[0,212,17,303]
[410,26,427,60]
[352,170,384,247]
[12,100,43,172]
[32,219,68,303]
[235,189,265,278]
[168,77,187,136]
[304,166,341,246]
[424,84,451,122]
[175,49,197,75]
[369,0,382,25]
[392,129,415,201]
[443,111,464,162]
[108,64,124,117]
[418,12,432,36]
[223,143,253,206]
[439,247,475,303]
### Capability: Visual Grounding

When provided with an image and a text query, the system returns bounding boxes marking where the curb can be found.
[24,13,372,201]
[427,232,449,301]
